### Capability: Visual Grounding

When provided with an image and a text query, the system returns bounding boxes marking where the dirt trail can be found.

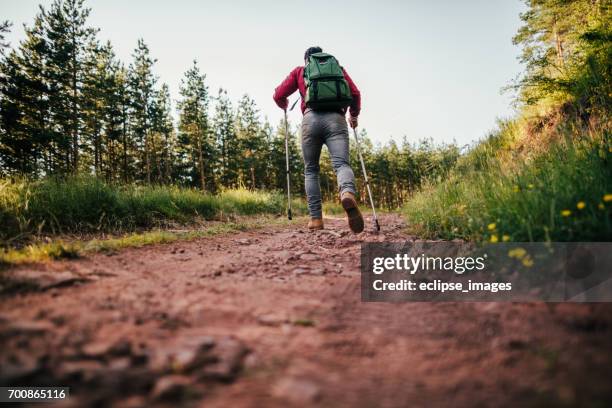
[1,214,611,407]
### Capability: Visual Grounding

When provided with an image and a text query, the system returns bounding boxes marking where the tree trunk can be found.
[108,138,114,183]
[72,34,79,174]
[196,129,206,190]
[145,132,151,184]
[122,104,128,183]
[154,136,163,183]
[164,132,171,183]
[94,130,100,176]
[553,17,565,68]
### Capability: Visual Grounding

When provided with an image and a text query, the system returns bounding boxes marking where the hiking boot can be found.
[340,192,364,233]
[308,217,324,230]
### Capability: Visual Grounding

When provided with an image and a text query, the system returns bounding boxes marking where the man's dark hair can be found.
[304,46,323,61]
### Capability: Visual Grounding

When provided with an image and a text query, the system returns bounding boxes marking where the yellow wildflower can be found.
[502,235,510,242]
[513,186,520,193]
[598,203,605,210]
[509,248,527,259]
[487,223,496,231]
[490,234,499,243]
[604,194,612,203]
[528,184,534,189]
[577,201,585,210]
[522,256,534,267]
[561,209,571,217]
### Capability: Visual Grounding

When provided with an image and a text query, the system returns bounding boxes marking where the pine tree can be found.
[128,39,157,183]
[235,94,265,189]
[114,65,131,182]
[82,40,104,175]
[152,83,174,183]
[0,15,51,175]
[0,21,11,55]
[213,88,239,188]
[513,0,609,106]
[44,0,98,172]
[81,40,126,180]
[177,61,211,190]
[259,119,275,187]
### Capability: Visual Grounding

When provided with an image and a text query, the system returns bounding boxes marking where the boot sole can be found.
[341,197,365,233]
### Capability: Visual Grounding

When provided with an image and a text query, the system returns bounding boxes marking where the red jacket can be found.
[273,66,361,117]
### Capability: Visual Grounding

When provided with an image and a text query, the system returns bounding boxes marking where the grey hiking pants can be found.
[301,110,356,219]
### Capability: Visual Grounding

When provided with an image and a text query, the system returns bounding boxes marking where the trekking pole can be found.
[284,110,292,220]
[352,127,380,231]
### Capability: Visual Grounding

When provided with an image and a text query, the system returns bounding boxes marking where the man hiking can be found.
[273,46,365,233]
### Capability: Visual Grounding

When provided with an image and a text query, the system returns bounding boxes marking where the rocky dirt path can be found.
[1,214,611,407]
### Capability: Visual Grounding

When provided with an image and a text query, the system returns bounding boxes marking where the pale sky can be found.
[1,0,525,147]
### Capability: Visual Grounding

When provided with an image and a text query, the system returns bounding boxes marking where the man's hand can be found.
[279,99,288,112]
[348,116,358,129]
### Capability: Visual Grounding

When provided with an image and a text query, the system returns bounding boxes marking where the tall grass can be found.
[0,177,307,243]
[403,121,611,242]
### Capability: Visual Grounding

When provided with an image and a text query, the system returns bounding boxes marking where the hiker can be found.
[273,46,365,233]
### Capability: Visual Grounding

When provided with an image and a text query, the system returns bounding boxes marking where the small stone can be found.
[200,337,248,382]
[82,341,112,357]
[108,357,132,371]
[150,335,215,373]
[276,250,293,262]
[273,377,321,404]
[82,338,131,358]
[257,314,288,326]
[57,360,105,382]
[150,375,192,401]
[300,254,319,261]
[1,320,54,338]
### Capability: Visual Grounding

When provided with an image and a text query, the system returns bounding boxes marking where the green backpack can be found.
[303,52,352,111]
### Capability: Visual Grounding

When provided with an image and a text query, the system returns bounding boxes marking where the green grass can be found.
[0,177,310,244]
[403,124,611,242]
[0,241,81,265]
[0,215,299,267]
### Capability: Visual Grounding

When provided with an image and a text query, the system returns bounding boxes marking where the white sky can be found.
[1,0,525,147]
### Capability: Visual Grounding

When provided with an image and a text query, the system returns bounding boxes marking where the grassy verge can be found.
[403,117,611,242]
[0,215,301,267]
[0,177,311,244]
